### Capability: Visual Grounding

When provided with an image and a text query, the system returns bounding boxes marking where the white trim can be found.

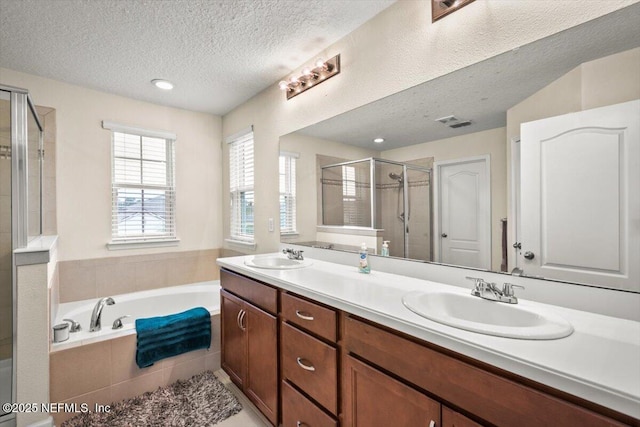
[225,238,257,250]
[225,125,254,144]
[107,238,180,250]
[510,137,521,272]
[102,120,177,140]
[279,150,300,158]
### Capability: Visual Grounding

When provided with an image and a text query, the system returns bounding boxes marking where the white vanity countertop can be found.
[217,254,640,419]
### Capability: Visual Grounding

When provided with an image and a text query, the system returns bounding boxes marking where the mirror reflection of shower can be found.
[321,158,432,261]
[388,171,407,223]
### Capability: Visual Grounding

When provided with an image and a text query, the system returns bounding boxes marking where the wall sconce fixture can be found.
[278,55,341,100]
[432,0,475,22]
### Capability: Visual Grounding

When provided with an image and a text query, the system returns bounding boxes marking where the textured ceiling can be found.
[0,0,395,115]
[297,4,640,150]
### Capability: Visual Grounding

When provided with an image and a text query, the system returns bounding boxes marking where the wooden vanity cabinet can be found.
[220,270,278,426]
[342,315,630,427]
[280,291,339,427]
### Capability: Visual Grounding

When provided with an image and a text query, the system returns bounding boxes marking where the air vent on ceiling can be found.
[435,115,473,129]
[449,120,472,128]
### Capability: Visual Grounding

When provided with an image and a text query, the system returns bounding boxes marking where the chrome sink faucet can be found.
[282,248,304,260]
[466,277,524,304]
[89,297,115,332]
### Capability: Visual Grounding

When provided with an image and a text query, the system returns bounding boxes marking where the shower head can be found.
[389,172,403,182]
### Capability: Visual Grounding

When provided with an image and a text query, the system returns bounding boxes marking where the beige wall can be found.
[0,68,223,262]
[222,0,638,255]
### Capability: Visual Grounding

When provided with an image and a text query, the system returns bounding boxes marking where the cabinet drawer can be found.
[344,316,626,427]
[442,406,484,427]
[220,269,277,314]
[281,322,338,415]
[282,381,337,427]
[281,292,337,342]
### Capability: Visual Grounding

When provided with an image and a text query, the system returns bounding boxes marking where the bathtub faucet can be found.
[89,297,115,332]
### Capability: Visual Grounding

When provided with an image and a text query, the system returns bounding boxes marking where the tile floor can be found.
[214,370,272,427]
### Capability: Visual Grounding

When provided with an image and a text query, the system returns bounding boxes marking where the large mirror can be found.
[279,5,640,292]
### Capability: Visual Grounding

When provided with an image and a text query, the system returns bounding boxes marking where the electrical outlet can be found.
[268,218,274,232]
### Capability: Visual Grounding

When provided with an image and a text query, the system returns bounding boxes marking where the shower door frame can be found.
[320,157,432,259]
[0,84,43,427]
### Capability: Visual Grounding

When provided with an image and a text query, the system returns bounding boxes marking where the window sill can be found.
[280,232,299,238]
[107,238,180,251]
[225,238,256,251]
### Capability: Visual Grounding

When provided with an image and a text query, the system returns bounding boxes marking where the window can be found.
[228,128,254,242]
[279,152,297,234]
[103,122,176,245]
[342,165,364,226]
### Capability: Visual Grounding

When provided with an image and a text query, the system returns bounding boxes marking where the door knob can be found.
[441,233,448,238]
[524,251,535,260]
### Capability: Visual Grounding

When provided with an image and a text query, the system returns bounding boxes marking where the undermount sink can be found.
[402,290,573,340]
[244,255,312,270]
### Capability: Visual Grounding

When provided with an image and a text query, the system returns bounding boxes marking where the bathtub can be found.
[51,281,220,352]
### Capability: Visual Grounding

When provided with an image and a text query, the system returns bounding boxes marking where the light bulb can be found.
[302,67,312,77]
[151,79,174,90]
[278,81,289,91]
[315,58,325,69]
[373,138,385,143]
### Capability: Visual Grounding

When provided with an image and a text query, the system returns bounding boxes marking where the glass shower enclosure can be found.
[0,85,43,426]
[321,158,432,261]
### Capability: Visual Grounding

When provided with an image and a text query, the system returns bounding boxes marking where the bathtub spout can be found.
[90,297,115,332]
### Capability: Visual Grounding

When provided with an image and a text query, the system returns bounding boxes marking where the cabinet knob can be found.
[296,357,316,372]
[441,233,448,238]
[295,310,314,321]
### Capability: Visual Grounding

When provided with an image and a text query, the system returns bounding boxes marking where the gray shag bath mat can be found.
[62,371,243,427]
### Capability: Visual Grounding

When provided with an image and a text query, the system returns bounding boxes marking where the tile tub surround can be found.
[58,249,220,303]
[49,315,221,426]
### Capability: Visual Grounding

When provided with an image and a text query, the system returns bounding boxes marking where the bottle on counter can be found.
[381,240,390,257]
[358,243,371,274]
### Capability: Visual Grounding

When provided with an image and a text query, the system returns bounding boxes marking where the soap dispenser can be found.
[381,240,390,257]
[358,243,371,274]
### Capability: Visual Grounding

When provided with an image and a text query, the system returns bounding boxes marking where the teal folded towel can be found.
[136,307,211,368]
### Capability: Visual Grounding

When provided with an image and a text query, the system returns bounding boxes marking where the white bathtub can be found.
[51,281,220,352]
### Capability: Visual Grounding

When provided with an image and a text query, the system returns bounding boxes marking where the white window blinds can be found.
[229,129,254,242]
[279,152,297,234]
[110,130,176,242]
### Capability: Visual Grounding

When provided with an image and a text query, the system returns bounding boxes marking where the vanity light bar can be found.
[278,55,341,100]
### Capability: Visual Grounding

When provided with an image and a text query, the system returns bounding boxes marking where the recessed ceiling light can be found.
[373,138,384,143]
[151,79,174,90]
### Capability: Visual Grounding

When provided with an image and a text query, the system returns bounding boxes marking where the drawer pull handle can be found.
[239,310,246,331]
[428,421,435,427]
[295,310,314,321]
[236,309,243,330]
[296,357,316,371]
[296,422,309,427]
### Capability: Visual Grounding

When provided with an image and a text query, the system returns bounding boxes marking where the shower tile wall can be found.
[0,98,11,360]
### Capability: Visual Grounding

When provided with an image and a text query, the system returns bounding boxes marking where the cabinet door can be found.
[442,406,484,427]
[246,301,278,426]
[221,290,246,389]
[343,355,440,427]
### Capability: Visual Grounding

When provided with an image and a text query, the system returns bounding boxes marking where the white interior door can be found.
[519,99,639,290]
[434,156,491,269]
